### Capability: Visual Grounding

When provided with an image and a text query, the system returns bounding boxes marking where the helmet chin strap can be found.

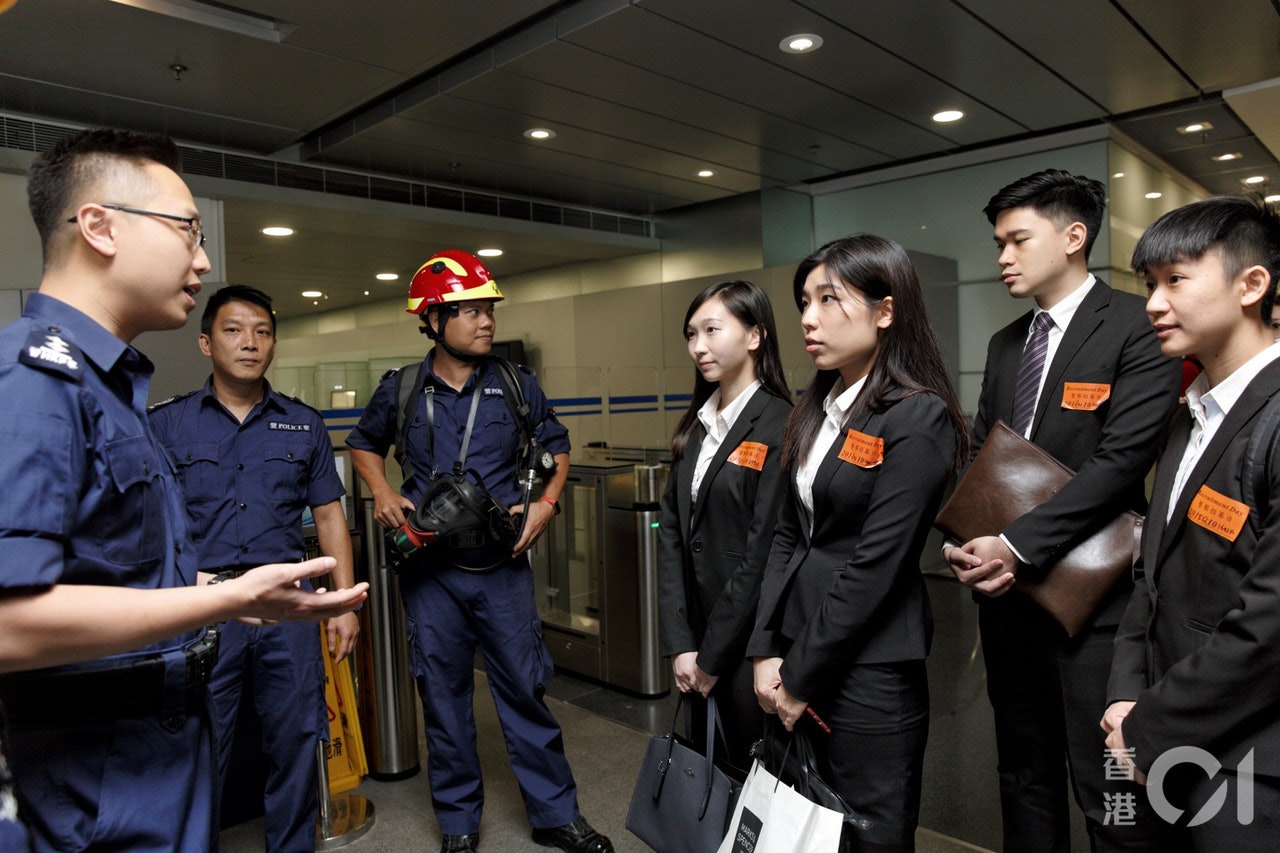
[420,307,482,363]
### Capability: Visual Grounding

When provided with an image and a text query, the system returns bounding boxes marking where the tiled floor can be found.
[222,575,1090,851]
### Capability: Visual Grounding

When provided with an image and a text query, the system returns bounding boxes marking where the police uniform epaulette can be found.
[18,327,85,382]
[146,389,199,413]
[285,393,324,415]
[380,367,402,381]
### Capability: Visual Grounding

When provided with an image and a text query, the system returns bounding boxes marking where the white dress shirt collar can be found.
[1168,341,1280,518]
[1030,273,1095,340]
[795,374,867,529]
[690,381,761,502]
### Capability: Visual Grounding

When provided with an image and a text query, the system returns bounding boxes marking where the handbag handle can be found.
[651,692,724,820]
[789,724,823,799]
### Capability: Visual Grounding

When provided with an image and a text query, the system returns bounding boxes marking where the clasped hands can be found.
[672,652,719,698]
[944,535,1020,597]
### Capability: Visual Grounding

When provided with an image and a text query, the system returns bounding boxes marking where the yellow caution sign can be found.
[321,623,368,794]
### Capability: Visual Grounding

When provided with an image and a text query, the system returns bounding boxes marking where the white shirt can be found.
[1167,341,1280,521]
[1018,274,1097,439]
[690,381,761,503]
[795,375,867,532]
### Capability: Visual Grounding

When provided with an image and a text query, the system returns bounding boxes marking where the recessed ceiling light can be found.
[779,33,823,53]
[477,248,503,258]
[697,169,715,178]
[375,273,399,281]
[932,110,964,123]
[1245,175,1267,185]
[262,226,294,237]
[1145,192,1163,199]
[1212,153,1243,162]
[523,128,556,140]
[1266,195,1280,204]
[301,290,322,298]
[1176,121,1213,134]
[1113,172,1126,179]
[363,290,370,296]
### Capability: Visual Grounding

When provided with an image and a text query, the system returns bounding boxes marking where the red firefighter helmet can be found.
[406,250,503,316]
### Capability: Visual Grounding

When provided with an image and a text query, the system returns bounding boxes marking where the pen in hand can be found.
[806,706,831,734]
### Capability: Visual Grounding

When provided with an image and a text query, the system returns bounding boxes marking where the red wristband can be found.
[537,496,561,515]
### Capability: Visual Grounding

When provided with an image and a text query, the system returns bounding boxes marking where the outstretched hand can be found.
[225,557,368,625]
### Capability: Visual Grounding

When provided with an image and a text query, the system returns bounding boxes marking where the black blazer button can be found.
[692,540,704,553]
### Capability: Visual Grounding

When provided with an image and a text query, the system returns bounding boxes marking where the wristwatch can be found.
[537,495,561,515]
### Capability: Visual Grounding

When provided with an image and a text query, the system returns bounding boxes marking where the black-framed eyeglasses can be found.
[67,203,205,249]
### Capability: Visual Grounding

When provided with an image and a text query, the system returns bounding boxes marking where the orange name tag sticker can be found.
[838,429,884,468]
[1061,382,1111,410]
[727,440,768,471]
[1187,484,1250,542]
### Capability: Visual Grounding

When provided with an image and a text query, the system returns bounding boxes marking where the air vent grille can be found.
[0,114,654,239]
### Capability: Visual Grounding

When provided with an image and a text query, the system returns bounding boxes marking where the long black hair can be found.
[780,235,969,471]
[670,280,791,460]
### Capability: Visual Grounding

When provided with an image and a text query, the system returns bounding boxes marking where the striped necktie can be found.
[1010,311,1054,435]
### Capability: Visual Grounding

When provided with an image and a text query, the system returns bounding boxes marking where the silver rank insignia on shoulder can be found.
[20,328,84,381]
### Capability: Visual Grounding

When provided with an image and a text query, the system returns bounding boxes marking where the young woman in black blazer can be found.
[657,279,793,772]
[749,236,968,852]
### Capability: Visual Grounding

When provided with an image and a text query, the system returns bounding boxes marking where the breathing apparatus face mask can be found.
[385,469,519,572]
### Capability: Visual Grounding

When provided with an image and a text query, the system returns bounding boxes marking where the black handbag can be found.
[625,693,743,853]
[751,719,873,851]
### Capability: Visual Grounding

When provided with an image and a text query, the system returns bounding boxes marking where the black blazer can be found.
[747,390,955,703]
[1109,358,1280,776]
[657,389,792,677]
[971,280,1181,623]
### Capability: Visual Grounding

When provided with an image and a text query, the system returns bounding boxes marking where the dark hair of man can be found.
[780,235,969,471]
[670,280,792,460]
[1131,193,1280,326]
[27,128,182,263]
[982,169,1108,261]
[201,284,277,337]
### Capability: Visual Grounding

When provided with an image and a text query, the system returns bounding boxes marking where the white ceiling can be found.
[3,0,1280,317]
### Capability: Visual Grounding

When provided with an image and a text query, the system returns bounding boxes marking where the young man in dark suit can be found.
[946,170,1181,851]
[1104,195,1280,850]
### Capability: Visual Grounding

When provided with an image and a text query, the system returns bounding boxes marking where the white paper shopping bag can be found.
[717,757,843,853]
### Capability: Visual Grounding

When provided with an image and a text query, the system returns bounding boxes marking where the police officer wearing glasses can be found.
[0,128,366,852]
[348,251,612,853]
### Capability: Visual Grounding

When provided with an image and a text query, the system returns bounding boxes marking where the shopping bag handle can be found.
[758,717,875,832]
[652,692,723,819]
[760,716,826,797]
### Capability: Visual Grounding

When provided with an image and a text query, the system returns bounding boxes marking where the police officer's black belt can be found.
[0,626,220,726]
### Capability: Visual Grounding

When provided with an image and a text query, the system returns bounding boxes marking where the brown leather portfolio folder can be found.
[934,420,1142,636]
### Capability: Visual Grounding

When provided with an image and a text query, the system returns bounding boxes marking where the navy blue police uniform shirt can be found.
[346,353,569,507]
[0,293,202,665]
[149,379,346,568]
